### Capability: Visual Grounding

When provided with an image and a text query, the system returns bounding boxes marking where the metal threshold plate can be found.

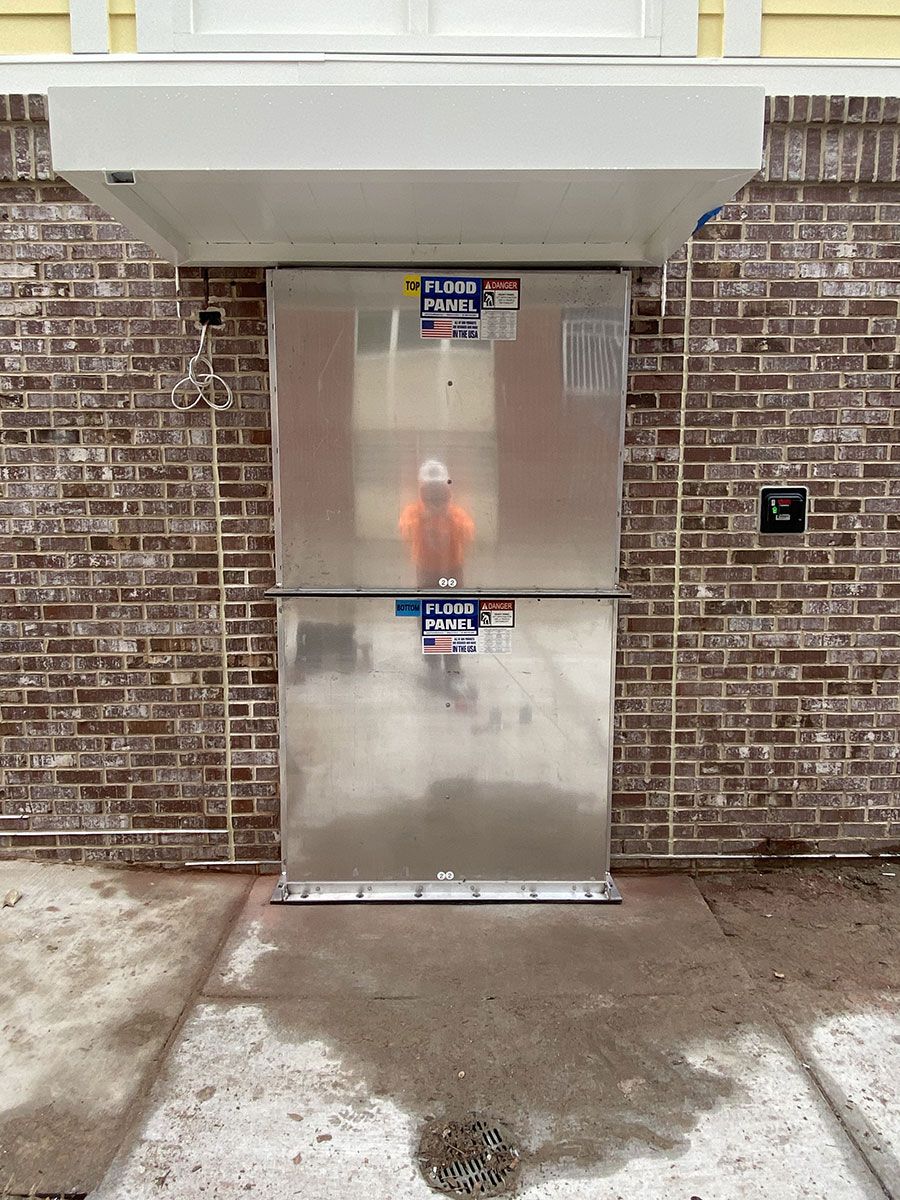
[271,877,622,903]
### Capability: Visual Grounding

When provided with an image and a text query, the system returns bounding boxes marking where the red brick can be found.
[2,92,899,868]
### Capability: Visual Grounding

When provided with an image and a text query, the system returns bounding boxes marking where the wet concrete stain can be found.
[251,784,733,1187]
[192,865,900,1193]
[257,988,735,1184]
[6,861,898,1197]
[206,878,743,1186]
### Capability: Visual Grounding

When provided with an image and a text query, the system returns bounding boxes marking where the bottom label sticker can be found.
[395,598,422,617]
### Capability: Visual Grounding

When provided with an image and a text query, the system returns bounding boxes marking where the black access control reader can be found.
[760,487,808,534]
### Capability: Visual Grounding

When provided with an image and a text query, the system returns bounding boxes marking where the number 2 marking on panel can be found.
[439,577,457,588]
[437,870,455,880]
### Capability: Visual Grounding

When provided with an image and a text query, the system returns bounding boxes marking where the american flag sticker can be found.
[422,635,478,654]
[423,635,453,653]
[420,318,454,339]
[420,317,481,340]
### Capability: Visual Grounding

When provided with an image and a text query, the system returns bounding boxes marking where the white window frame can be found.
[136,0,698,56]
[69,0,109,53]
[723,0,762,56]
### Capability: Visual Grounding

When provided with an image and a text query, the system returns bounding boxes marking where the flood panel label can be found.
[420,277,482,317]
[420,598,515,653]
[417,275,520,340]
[421,597,479,636]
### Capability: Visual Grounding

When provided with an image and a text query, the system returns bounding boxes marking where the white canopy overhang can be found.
[47,79,764,265]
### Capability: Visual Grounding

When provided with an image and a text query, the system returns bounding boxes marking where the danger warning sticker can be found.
[479,599,515,627]
[482,279,520,310]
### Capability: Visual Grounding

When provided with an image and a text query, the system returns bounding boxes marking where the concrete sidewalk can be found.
[1,862,897,1199]
[0,860,251,1196]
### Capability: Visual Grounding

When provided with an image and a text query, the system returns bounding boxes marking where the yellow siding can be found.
[762,1,900,57]
[109,0,135,53]
[765,0,900,11]
[108,14,135,51]
[698,0,724,56]
[0,0,70,53]
[0,0,132,54]
[764,15,900,57]
[0,0,898,59]
[701,0,900,58]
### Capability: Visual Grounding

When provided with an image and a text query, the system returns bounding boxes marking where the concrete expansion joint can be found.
[766,1010,899,1200]
[3,865,898,1198]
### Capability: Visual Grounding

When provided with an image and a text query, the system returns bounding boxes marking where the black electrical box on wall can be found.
[760,486,808,534]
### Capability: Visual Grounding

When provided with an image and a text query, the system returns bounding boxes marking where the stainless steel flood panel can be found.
[278,596,616,888]
[269,269,628,592]
[269,267,629,900]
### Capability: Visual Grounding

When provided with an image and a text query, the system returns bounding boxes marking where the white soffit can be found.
[47,83,764,265]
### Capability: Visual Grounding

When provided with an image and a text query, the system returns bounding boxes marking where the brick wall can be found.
[619,96,900,860]
[0,95,278,864]
[1,94,898,866]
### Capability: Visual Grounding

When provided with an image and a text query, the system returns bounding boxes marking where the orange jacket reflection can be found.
[399,474,474,583]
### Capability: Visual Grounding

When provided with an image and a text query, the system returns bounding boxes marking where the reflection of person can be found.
[399,460,475,587]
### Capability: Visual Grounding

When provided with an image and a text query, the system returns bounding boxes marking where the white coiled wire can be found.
[170,322,233,411]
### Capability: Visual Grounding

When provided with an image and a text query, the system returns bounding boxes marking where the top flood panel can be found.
[269,268,629,592]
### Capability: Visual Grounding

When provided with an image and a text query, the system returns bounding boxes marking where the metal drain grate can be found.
[417,1114,520,1196]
